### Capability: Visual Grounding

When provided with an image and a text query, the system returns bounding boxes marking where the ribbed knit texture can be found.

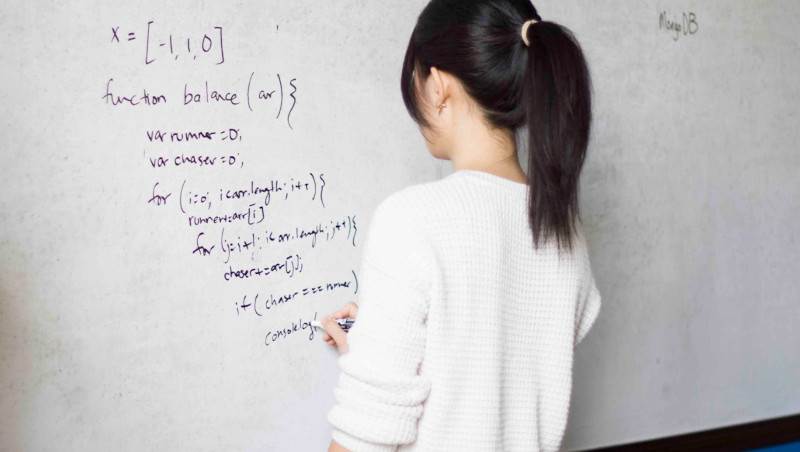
[328,170,601,452]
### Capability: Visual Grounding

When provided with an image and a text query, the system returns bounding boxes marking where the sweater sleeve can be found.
[327,195,433,452]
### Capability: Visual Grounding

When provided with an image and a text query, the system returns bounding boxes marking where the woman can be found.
[321,0,601,450]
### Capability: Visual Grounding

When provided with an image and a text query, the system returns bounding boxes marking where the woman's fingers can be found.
[321,303,358,354]
[322,316,349,355]
[331,302,358,320]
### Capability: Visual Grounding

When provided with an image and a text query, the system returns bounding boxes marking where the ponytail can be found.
[523,17,592,252]
[401,0,592,252]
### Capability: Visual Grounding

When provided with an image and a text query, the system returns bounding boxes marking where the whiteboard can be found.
[1,1,799,451]
[0,1,437,450]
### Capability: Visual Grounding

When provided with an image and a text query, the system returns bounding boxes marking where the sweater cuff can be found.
[332,428,397,452]
[575,283,601,346]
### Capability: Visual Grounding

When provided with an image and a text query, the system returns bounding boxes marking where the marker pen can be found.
[310,318,355,332]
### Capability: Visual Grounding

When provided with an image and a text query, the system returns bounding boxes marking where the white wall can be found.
[560,0,800,449]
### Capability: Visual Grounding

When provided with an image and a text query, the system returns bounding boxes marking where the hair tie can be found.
[521,19,539,47]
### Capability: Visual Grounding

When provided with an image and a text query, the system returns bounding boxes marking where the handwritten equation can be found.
[110,21,225,65]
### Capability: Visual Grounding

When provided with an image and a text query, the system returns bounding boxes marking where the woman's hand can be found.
[322,302,359,355]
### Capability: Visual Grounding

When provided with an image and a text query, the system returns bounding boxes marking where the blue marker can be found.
[311,318,355,332]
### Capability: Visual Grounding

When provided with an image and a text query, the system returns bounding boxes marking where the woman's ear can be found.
[429,67,450,108]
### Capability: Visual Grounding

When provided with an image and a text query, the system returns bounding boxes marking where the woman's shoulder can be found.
[378,170,525,216]
[374,175,455,216]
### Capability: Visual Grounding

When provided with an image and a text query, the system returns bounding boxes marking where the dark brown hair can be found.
[401,0,592,251]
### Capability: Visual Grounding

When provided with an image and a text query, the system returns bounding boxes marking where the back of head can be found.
[401,0,592,252]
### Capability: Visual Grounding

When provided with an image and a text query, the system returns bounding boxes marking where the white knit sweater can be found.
[328,170,601,452]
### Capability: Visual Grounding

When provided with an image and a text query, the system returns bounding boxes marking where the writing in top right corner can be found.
[659,10,699,41]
